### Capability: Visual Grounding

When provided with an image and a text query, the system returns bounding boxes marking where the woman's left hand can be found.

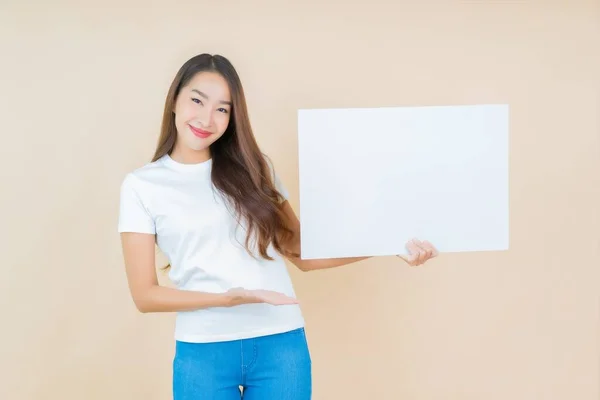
[396,238,439,267]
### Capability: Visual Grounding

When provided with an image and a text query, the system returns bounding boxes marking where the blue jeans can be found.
[173,327,312,399]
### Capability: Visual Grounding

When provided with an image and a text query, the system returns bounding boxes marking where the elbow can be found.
[133,298,151,313]
[295,261,312,272]
[135,302,151,313]
[132,291,154,313]
[295,254,315,272]
[286,251,311,272]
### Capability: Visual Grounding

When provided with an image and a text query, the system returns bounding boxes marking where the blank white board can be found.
[297,104,509,259]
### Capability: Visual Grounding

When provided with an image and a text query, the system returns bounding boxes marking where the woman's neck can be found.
[170,145,211,165]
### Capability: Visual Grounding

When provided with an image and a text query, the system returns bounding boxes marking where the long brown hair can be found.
[153,53,296,261]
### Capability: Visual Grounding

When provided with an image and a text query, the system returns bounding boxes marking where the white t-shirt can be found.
[117,154,305,343]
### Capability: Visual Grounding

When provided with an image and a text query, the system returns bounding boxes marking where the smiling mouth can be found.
[188,124,212,139]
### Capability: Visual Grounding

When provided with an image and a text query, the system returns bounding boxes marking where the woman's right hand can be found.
[226,287,299,306]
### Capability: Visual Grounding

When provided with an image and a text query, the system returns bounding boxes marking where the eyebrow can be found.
[191,89,232,106]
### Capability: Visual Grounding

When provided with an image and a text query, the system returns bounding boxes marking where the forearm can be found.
[134,285,234,313]
[292,255,372,272]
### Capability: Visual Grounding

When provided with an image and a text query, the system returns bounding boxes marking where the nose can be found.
[197,106,213,128]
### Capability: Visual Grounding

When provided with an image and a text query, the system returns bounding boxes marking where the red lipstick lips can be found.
[189,124,212,139]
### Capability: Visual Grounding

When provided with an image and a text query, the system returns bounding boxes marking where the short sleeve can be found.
[117,174,156,234]
[265,156,289,201]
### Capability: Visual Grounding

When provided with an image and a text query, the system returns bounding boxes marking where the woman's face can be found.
[172,71,232,159]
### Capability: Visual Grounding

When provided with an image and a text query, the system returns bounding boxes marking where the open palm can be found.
[227,287,299,306]
[249,289,299,305]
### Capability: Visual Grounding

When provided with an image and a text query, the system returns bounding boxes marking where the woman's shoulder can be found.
[120,156,170,189]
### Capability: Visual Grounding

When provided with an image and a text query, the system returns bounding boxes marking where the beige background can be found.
[1,1,599,399]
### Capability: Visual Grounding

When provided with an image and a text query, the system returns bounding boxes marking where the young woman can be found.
[118,53,438,400]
